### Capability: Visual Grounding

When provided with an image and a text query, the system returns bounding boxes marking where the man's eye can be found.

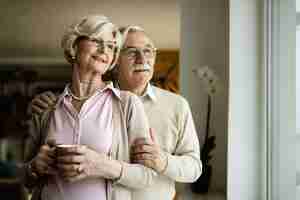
[143,48,152,55]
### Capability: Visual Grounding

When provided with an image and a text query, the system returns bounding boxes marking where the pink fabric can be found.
[42,85,114,200]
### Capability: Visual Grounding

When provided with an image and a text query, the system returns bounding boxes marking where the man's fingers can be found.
[131,144,156,155]
[40,92,56,105]
[44,91,57,102]
[133,157,155,168]
[33,98,51,109]
[132,152,155,161]
[31,105,44,115]
[133,137,153,146]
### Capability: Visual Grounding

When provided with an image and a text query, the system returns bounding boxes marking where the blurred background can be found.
[0,0,228,199]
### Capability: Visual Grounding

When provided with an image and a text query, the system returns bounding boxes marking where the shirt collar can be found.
[56,81,121,107]
[141,83,157,101]
[114,81,157,102]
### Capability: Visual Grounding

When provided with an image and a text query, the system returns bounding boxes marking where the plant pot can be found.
[191,165,212,194]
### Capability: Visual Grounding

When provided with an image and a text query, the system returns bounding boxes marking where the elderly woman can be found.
[24,15,155,200]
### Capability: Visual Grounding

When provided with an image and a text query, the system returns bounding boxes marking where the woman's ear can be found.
[64,51,75,64]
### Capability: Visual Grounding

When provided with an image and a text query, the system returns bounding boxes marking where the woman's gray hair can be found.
[61,15,122,70]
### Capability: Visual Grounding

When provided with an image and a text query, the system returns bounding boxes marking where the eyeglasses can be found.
[121,47,157,59]
[90,38,117,54]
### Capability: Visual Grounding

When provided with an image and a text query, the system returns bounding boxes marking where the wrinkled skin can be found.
[56,145,118,182]
[29,91,57,115]
[31,143,56,176]
[131,128,167,173]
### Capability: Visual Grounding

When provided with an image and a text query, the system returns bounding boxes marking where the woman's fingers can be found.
[57,154,85,164]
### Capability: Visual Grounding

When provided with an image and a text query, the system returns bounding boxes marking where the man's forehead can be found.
[124,31,154,47]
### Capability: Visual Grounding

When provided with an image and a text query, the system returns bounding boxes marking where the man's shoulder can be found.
[152,86,189,107]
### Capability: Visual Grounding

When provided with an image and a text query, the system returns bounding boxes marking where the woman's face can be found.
[75,31,116,76]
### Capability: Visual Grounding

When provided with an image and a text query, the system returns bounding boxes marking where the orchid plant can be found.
[191,65,219,193]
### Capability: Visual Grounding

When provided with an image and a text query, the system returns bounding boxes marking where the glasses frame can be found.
[121,46,157,60]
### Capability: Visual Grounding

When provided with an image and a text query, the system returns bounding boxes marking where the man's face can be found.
[117,31,156,91]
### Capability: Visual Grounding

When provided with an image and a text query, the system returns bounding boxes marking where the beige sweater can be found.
[132,85,202,200]
[24,90,156,200]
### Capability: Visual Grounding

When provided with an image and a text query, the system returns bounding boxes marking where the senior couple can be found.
[24,15,201,200]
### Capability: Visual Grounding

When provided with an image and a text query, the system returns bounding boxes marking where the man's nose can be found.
[135,51,146,64]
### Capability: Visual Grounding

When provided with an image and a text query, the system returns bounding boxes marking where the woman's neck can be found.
[71,68,106,99]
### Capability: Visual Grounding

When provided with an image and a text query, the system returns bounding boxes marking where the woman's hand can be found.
[31,144,57,176]
[29,91,57,115]
[131,128,168,173]
[56,145,121,182]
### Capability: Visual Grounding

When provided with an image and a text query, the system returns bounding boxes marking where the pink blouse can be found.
[42,83,118,200]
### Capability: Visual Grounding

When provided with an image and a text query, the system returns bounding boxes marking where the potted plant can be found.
[191,66,218,193]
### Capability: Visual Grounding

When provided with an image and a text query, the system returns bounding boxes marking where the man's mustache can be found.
[131,63,151,71]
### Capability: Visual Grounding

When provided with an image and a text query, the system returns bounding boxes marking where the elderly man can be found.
[31,25,202,200]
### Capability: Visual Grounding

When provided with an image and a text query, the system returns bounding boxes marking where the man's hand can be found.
[29,91,57,115]
[56,145,121,182]
[131,128,168,173]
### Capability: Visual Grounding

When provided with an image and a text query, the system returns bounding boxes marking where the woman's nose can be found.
[97,45,107,54]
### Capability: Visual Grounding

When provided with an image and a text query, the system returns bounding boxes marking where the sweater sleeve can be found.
[115,93,157,189]
[162,97,202,182]
[23,112,46,189]
[23,109,54,190]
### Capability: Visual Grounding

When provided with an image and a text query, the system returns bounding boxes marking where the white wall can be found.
[180,0,228,193]
[227,0,265,200]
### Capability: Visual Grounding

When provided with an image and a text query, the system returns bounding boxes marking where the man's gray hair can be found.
[119,25,155,48]
[119,25,144,46]
[61,15,122,70]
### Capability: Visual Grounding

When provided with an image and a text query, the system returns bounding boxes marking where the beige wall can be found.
[0,0,179,62]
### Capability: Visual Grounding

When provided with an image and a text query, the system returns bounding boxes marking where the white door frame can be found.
[265,0,296,199]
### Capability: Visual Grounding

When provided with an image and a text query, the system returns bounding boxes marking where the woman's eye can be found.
[107,44,114,50]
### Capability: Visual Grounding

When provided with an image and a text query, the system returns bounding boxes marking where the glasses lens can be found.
[95,40,116,53]
[123,47,156,59]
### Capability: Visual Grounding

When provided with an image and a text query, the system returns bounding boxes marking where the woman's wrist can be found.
[25,160,40,180]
